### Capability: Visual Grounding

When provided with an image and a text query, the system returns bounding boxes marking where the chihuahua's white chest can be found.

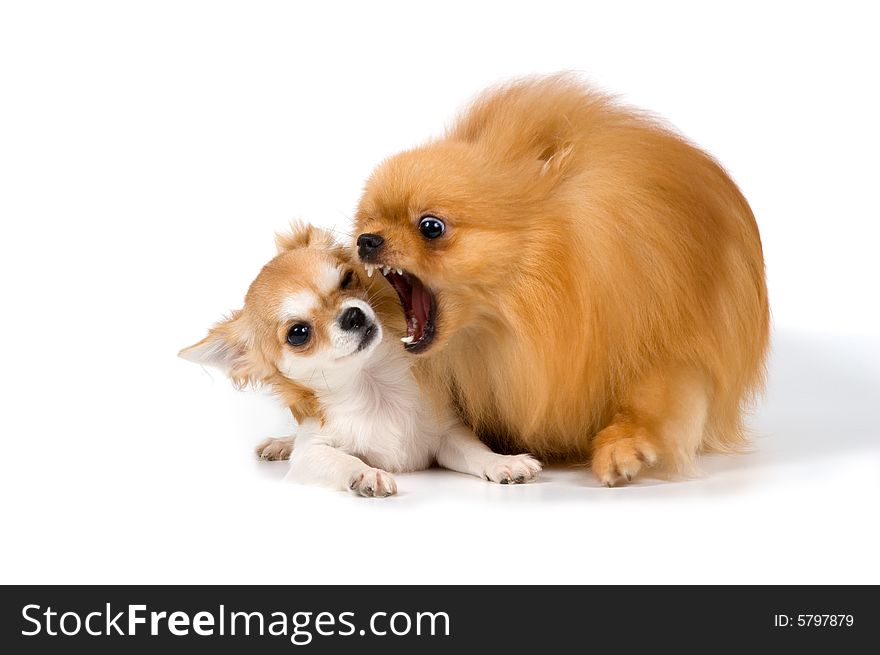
[314,340,437,472]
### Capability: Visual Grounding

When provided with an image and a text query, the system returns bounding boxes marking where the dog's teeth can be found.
[396,268,403,275]
[366,265,374,278]
[400,336,414,344]
[383,266,390,275]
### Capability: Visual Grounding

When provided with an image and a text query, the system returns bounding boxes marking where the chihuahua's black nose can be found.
[357,233,385,261]
[339,306,367,332]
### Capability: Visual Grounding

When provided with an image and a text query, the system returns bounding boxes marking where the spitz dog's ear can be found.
[178,311,269,387]
[275,220,338,253]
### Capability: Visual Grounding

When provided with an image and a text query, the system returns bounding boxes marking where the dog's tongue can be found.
[410,276,429,341]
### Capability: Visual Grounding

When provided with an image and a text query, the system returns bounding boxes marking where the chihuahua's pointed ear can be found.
[178,311,266,386]
[275,220,338,253]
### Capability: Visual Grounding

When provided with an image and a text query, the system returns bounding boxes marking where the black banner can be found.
[1,585,875,653]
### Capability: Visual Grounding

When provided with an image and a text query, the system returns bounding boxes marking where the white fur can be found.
[316,262,341,296]
[280,329,542,497]
[279,291,318,322]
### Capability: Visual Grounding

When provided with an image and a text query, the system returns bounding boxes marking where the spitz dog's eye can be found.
[418,216,446,239]
[286,323,311,346]
[340,270,354,290]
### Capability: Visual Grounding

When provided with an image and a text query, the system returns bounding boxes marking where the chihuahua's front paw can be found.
[483,454,542,484]
[348,468,397,498]
[256,437,294,461]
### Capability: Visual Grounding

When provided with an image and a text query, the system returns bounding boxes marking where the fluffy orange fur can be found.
[354,74,769,483]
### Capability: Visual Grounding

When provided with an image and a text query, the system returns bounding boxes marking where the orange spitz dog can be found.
[354,74,769,485]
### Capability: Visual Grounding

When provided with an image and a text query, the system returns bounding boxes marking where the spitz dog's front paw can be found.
[591,425,659,486]
[348,468,397,498]
[483,454,542,484]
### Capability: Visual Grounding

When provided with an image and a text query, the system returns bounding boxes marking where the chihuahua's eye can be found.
[340,270,354,290]
[286,323,311,346]
[418,215,446,240]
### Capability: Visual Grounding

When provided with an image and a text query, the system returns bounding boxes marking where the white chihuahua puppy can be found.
[180,223,542,496]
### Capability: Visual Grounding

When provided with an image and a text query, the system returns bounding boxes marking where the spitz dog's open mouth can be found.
[365,265,437,353]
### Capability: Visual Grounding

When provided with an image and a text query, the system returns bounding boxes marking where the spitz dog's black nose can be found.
[357,233,384,261]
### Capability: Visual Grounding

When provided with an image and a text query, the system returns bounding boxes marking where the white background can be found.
[1,1,878,584]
